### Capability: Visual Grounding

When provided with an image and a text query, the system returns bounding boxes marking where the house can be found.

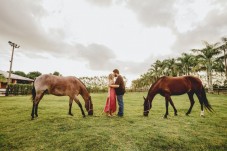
[0,70,34,89]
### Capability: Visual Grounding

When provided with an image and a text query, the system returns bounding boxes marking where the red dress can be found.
[104,87,116,113]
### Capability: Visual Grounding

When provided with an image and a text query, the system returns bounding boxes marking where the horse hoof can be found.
[200,111,204,116]
[174,113,178,116]
[68,113,73,116]
[163,115,168,119]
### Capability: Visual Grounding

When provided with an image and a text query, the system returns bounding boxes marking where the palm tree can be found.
[161,58,179,76]
[149,60,163,80]
[192,41,221,92]
[213,58,225,76]
[219,37,227,79]
[177,53,197,75]
[140,72,153,89]
[149,65,159,81]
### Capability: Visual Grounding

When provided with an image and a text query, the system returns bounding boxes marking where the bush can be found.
[85,86,108,93]
[6,84,33,96]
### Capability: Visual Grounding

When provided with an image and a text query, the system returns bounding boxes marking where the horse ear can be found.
[143,96,146,100]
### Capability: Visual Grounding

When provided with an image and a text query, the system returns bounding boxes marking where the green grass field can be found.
[0,92,226,151]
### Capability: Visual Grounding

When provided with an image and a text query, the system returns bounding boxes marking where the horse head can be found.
[85,96,93,115]
[143,96,152,116]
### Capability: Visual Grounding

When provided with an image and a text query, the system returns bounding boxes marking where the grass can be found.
[0,92,226,151]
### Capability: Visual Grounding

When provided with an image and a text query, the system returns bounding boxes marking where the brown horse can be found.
[143,76,213,118]
[31,74,93,119]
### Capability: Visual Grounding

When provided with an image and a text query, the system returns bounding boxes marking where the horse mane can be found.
[77,78,87,89]
[77,78,90,97]
[148,76,166,95]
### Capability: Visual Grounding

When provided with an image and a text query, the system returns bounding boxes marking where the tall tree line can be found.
[79,76,127,93]
[12,71,61,79]
[132,37,227,92]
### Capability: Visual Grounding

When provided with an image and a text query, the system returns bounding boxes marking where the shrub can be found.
[6,84,33,96]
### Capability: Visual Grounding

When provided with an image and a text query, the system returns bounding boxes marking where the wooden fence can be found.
[213,88,227,95]
[1,86,227,96]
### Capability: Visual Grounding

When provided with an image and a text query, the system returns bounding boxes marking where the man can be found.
[109,69,125,117]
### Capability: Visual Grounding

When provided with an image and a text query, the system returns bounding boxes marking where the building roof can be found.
[0,70,34,82]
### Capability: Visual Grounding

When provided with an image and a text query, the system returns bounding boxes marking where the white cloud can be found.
[0,0,226,86]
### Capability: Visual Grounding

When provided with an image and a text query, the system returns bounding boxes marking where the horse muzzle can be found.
[88,110,93,115]
[143,111,149,116]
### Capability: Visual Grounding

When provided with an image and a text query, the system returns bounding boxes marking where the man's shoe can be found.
[117,114,123,117]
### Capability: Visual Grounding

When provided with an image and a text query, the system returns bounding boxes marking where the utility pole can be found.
[8,41,20,84]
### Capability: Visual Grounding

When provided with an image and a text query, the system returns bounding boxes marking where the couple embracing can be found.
[104,69,125,117]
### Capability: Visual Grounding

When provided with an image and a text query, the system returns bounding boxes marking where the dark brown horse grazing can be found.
[31,74,93,120]
[143,76,213,118]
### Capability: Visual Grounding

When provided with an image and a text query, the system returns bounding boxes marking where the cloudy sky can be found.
[0,0,226,86]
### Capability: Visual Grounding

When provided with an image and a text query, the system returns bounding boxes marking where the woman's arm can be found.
[109,80,119,88]
[109,84,119,88]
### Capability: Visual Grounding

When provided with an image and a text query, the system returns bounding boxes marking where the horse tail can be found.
[31,80,36,101]
[201,86,213,112]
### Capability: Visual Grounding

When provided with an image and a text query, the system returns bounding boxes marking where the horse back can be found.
[158,76,202,95]
[34,74,82,97]
[184,76,203,90]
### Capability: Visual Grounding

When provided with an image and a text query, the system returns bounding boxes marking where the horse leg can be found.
[35,101,40,117]
[186,92,195,116]
[169,98,178,116]
[195,92,204,116]
[34,91,45,118]
[31,92,43,120]
[68,98,73,116]
[164,96,169,118]
[31,102,35,119]
[74,97,86,117]
[31,98,39,120]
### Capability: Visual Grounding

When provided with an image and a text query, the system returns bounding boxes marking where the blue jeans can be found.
[117,95,124,116]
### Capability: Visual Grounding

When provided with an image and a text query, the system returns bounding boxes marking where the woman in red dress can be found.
[104,73,116,116]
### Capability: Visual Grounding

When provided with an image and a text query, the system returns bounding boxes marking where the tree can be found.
[79,76,110,92]
[161,58,178,76]
[219,37,227,79]
[131,71,156,91]
[140,72,153,89]
[12,71,27,77]
[0,74,7,82]
[131,79,140,90]
[53,71,61,76]
[192,41,221,92]
[132,38,226,92]
[177,53,196,75]
[27,71,42,79]
[149,60,163,80]
[213,58,225,76]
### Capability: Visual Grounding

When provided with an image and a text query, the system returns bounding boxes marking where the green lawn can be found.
[0,92,226,151]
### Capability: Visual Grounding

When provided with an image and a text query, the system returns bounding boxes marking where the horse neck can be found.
[80,86,90,102]
[147,84,158,102]
[147,91,156,103]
